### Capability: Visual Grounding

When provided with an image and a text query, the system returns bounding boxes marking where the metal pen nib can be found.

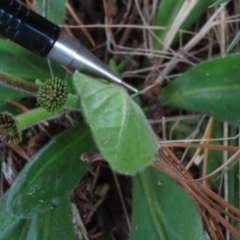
[47,32,138,93]
[0,1,137,92]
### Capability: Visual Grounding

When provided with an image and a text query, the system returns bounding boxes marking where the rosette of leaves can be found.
[37,78,68,112]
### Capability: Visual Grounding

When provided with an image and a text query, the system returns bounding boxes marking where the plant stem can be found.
[0,70,39,94]
[15,94,80,130]
[64,94,80,110]
[15,107,66,130]
[0,71,80,110]
[0,94,81,144]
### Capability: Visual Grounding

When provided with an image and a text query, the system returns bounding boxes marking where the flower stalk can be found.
[0,70,39,94]
[0,76,81,144]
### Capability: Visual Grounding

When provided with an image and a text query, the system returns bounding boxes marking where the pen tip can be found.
[120,81,138,93]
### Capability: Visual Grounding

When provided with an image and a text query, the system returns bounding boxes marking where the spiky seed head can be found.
[37,78,68,112]
[0,112,21,145]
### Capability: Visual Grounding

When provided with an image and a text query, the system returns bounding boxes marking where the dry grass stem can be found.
[66,2,95,46]
[186,117,214,170]
[162,0,198,51]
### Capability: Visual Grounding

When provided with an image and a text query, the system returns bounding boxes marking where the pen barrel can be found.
[0,0,60,56]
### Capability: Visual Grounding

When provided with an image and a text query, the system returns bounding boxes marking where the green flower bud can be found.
[37,78,68,112]
[0,112,21,145]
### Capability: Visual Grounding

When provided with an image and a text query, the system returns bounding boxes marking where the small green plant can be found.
[0,50,168,237]
[3,0,240,239]
[0,21,202,240]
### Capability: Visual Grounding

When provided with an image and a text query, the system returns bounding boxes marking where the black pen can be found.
[0,0,138,93]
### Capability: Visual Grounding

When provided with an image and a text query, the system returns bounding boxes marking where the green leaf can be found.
[35,0,67,24]
[0,40,66,81]
[161,55,240,126]
[153,0,184,49]
[73,72,158,175]
[0,85,30,102]
[204,122,223,187]
[179,0,215,43]
[109,58,126,74]
[226,30,240,53]
[7,124,96,218]
[131,168,203,240]
[209,0,229,8]
[153,0,214,49]
[0,191,30,240]
[26,197,76,240]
